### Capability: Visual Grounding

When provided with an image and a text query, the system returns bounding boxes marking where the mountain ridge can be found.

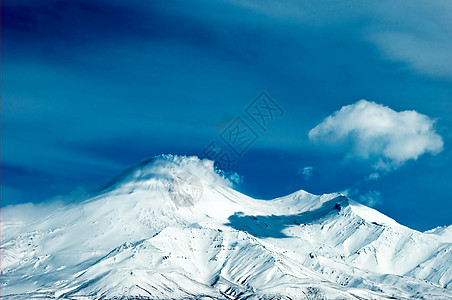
[1,155,451,299]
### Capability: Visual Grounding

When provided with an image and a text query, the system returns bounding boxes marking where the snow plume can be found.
[103,155,235,190]
[309,100,443,170]
[341,188,382,207]
[359,190,382,207]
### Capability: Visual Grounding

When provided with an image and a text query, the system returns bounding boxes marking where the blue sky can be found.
[2,0,451,231]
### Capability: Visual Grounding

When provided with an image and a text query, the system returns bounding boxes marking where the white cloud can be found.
[309,100,443,170]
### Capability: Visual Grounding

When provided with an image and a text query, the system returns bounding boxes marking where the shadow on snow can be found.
[225,196,347,238]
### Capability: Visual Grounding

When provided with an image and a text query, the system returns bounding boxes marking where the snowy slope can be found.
[1,155,451,299]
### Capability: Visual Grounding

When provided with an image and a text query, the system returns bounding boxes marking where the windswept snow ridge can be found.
[1,155,451,299]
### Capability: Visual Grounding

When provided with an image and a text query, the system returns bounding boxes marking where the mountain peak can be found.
[98,155,234,193]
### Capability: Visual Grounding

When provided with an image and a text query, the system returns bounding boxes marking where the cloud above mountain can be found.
[309,100,443,170]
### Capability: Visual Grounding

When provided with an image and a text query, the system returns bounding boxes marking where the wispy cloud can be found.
[371,31,452,79]
[367,1,452,80]
[309,100,443,170]
[298,166,314,180]
[365,172,380,181]
[228,0,452,80]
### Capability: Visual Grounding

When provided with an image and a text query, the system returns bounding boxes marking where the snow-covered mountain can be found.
[1,155,451,299]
